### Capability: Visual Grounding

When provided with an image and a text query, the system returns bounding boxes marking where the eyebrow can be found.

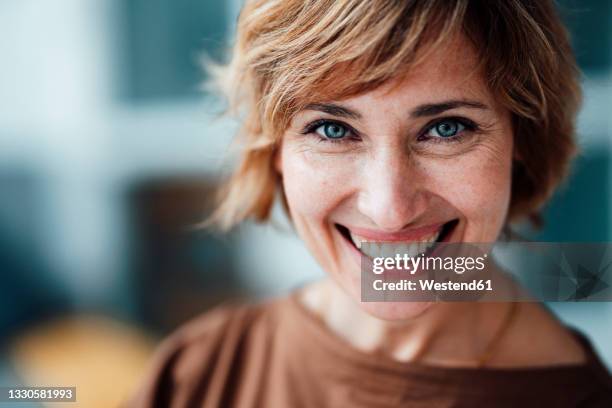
[410,100,489,117]
[303,99,489,120]
[303,103,362,119]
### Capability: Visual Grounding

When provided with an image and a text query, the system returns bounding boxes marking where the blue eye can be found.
[427,119,465,138]
[315,122,349,139]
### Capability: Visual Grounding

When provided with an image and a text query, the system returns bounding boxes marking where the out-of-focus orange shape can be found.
[9,315,156,408]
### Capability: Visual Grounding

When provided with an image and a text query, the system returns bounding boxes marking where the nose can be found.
[357,146,427,231]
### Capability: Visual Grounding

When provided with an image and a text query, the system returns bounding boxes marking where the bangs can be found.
[252,0,469,139]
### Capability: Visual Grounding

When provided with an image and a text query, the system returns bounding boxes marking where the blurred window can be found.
[120,0,228,101]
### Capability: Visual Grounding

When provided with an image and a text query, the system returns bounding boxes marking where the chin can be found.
[359,300,434,321]
[335,264,438,321]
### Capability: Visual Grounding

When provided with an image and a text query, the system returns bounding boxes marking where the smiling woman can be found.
[130,1,612,407]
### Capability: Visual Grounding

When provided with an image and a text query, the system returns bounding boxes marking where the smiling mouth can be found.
[335,220,458,259]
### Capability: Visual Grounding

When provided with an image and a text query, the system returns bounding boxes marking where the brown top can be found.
[129,293,612,408]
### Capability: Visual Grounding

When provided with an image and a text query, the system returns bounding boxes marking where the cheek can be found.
[280,146,361,278]
[281,148,356,221]
[419,143,513,239]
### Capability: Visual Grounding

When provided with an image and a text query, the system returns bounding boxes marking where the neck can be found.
[299,278,514,367]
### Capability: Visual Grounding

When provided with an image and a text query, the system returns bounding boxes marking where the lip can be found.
[336,220,459,262]
[335,228,422,281]
[336,220,460,282]
[343,222,448,242]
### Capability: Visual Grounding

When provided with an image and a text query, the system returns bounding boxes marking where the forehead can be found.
[319,34,493,112]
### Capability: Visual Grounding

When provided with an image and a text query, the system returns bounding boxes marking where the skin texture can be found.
[279,34,512,320]
[275,34,585,366]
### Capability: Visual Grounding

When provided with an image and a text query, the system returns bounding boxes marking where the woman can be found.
[132,0,612,406]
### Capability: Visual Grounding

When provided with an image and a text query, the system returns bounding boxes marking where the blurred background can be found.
[0,0,610,406]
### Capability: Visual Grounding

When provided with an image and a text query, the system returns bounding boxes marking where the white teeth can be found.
[401,243,419,258]
[350,231,362,249]
[348,230,441,259]
[417,241,428,255]
[381,243,396,258]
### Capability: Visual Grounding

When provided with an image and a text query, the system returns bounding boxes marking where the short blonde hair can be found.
[209,0,581,230]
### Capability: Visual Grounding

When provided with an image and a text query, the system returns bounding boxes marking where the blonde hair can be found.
[208,0,581,230]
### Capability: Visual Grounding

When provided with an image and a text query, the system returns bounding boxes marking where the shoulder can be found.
[495,303,612,385]
[128,298,282,407]
[497,302,588,366]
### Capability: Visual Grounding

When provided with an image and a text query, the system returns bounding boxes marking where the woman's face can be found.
[278,35,513,320]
